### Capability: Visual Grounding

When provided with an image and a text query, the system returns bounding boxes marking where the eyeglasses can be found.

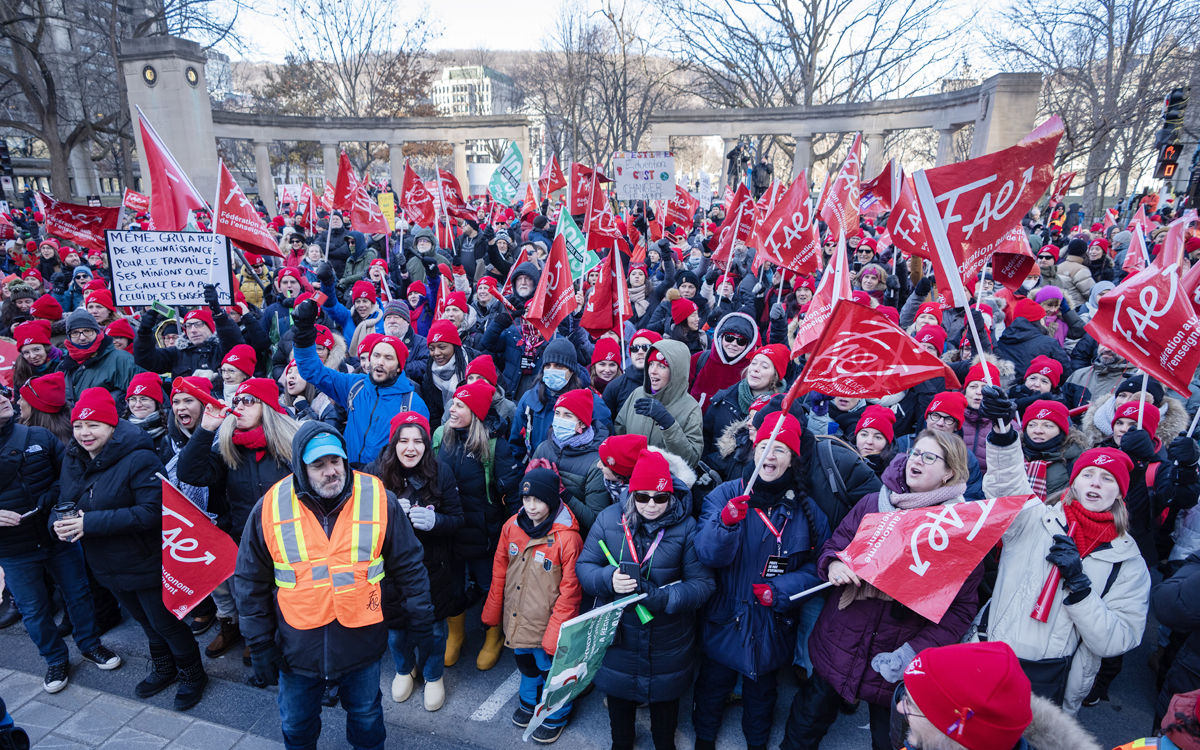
[909,448,946,465]
[184,321,209,330]
[926,413,957,427]
[630,344,652,353]
[232,395,259,407]
[856,248,873,255]
[290,238,304,243]
[633,492,671,505]
[722,333,749,346]
[68,329,97,342]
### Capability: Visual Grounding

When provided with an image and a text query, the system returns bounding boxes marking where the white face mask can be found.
[552,416,577,442]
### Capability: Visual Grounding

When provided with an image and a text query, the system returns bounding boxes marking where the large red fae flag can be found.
[35,193,121,254]
[570,163,611,216]
[818,134,862,243]
[664,183,699,228]
[753,172,821,276]
[138,108,207,232]
[401,164,436,228]
[1085,252,1200,396]
[437,169,477,222]
[711,184,755,270]
[988,226,1038,294]
[122,188,150,214]
[835,495,1032,623]
[214,162,283,258]
[579,247,632,338]
[348,181,390,235]
[333,153,359,213]
[162,480,239,619]
[791,232,853,356]
[539,155,567,197]
[525,234,577,340]
[886,174,934,262]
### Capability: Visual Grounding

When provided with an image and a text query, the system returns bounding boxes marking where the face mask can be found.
[552,416,578,442]
[542,369,568,392]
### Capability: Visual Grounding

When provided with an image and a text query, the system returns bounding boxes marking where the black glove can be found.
[139,308,161,332]
[640,580,670,612]
[291,299,319,349]
[1169,434,1200,466]
[705,267,721,285]
[506,295,527,318]
[1046,534,1091,593]
[886,275,900,291]
[280,295,296,310]
[914,276,933,298]
[249,640,289,687]
[409,623,436,670]
[202,283,220,311]
[316,261,335,285]
[1120,428,1158,463]
[421,255,439,276]
[978,386,1017,428]
[633,214,649,234]
[482,226,496,243]
[634,397,676,429]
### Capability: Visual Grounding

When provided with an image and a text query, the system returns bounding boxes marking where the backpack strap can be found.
[815,435,853,515]
[348,379,366,410]
[1101,561,1123,598]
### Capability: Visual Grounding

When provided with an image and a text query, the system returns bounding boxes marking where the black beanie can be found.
[521,468,561,509]
[1116,375,1164,406]
[1066,238,1088,259]
[676,269,701,290]
[533,215,549,230]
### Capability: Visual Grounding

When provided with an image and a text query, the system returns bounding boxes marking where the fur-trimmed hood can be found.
[968,352,1017,383]
[1021,694,1103,750]
[717,412,755,459]
[1080,391,1189,448]
[645,444,697,488]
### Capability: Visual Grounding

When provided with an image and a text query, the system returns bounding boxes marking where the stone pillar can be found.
[719,137,738,191]
[969,73,1043,158]
[389,143,405,188]
[646,135,670,152]
[69,143,100,199]
[517,127,532,183]
[864,132,887,179]
[253,141,275,213]
[451,139,468,196]
[322,142,339,188]
[792,134,813,180]
[935,128,957,166]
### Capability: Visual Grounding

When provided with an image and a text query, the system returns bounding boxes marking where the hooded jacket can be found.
[995,317,1073,385]
[614,340,704,468]
[1057,250,1096,302]
[60,420,165,591]
[576,487,715,703]
[234,421,435,680]
[688,312,760,409]
[437,411,521,560]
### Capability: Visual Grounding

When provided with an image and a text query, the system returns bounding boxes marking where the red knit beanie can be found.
[31,294,62,321]
[628,449,673,494]
[105,318,135,341]
[754,412,802,456]
[903,642,1032,750]
[453,380,494,422]
[465,354,498,386]
[71,387,118,426]
[171,376,212,400]
[555,388,594,426]
[598,434,648,478]
[390,411,430,440]
[1024,355,1063,388]
[1013,297,1046,322]
[222,344,257,376]
[358,333,384,357]
[1023,399,1070,435]
[915,324,946,353]
[351,280,376,303]
[915,301,943,324]
[372,335,409,369]
[408,281,427,297]
[235,378,286,414]
[926,391,967,427]
[21,371,65,413]
[85,289,116,313]
[753,344,789,381]
[670,296,698,325]
[1070,447,1135,497]
[591,338,621,367]
[314,325,335,350]
[964,361,1001,388]
[427,319,462,347]
[13,321,50,349]
[444,291,468,313]
[183,308,214,332]
[1114,399,1160,436]
[855,405,896,443]
[127,372,165,404]
[630,329,663,348]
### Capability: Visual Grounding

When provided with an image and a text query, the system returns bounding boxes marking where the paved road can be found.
[0,599,1161,749]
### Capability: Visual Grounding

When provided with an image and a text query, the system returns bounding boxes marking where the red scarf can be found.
[233,425,268,462]
[1062,500,1118,557]
[66,334,105,364]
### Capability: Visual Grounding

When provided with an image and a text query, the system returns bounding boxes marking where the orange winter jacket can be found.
[482,503,582,654]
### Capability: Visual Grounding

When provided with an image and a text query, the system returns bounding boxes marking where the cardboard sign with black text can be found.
[105,230,234,307]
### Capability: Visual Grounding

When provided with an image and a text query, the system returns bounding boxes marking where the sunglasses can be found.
[722,333,750,346]
[633,492,671,505]
[1038,255,1055,261]
[232,395,259,407]
[630,344,652,353]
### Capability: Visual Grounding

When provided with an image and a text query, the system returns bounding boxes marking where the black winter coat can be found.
[994,318,1072,385]
[61,420,165,591]
[702,384,747,475]
[0,421,63,557]
[176,426,293,542]
[134,309,246,378]
[577,494,715,703]
[438,412,521,561]
[1152,554,1200,718]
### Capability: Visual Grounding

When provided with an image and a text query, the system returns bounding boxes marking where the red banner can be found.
[333,153,358,213]
[0,339,17,388]
[791,233,852,356]
[36,193,121,254]
[401,164,436,228]
[988,226,1037,294]
[526,234,577,340]
[569,163,610,216]
[753,171,821,276]
[539,155,567,197]
[437,169,477,223]
[818,133,862,243]
[162,480,238,620]
[138,109,207,232]
[711,184,754,270]
[214,162,283,258]
[1047,171,1076,205]
[122,188,150,214]
[664,183,700,229]
[797,300,963,395]
[1182,252,1200,316]
[860,158,898,213]
[835,495,1031,623]
[320,181,335,212]
[886,175,933,262]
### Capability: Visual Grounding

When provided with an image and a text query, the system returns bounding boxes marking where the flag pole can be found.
[614,240,628,369]
[1188,404,1200,439]
[1137,371,1149,430]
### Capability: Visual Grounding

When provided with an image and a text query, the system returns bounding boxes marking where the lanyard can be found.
[623,521,664,567]
[756,508,787,555]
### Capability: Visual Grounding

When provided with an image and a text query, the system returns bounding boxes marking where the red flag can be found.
[722,184,733,208]
[569,163,610,216]
[0,339,17,388]
[538,155,567,197]
[887,175,934,262]
[819,133,862,243]
[797,300,963,394]
[501,245,533,297]
[122,188,150,214]
[1182,253,1200,316]
[753,180,783,227]
[400,164,436,228]
[1047,171,1077,205]
[523,181,539,214]
[753,172,821,276]
[525,234,577,340]
[860,158,898,213]
[835,495,1031,623]
[1085,250,1200,396]
[36,193,121,254]
[348,181,390,236]
[162,479,239,619]
[1102,208,1117,232]
[1121,231,1147,274]
[988,226,1038,294]
[297,183,318,233]
[214,162,284,258]
[664,184,699,229]
[1156,216,1190,270]
[138,108,207,232]
[437,169,477,222]
[1127,204,1152,234]
[433,271,452,319]
[580,248,617,338]
[791,232,853,356]
[320,181,335,212]
[711,184,754,270]
[333,153,360,212]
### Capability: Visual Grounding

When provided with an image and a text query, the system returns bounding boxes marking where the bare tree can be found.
[987,0,1199,216]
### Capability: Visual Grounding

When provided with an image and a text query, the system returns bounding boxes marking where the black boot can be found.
[0,589,20,629]
[174,649,208,711]
[135,646,177,699]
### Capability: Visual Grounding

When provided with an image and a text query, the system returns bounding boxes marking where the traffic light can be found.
[1164,88,1189,128]
[1154,88,1188,181]
[0,141,11,177]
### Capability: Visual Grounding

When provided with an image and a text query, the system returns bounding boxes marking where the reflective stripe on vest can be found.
[261,471,388,630]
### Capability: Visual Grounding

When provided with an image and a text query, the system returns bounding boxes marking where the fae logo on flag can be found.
[161,479,238,619]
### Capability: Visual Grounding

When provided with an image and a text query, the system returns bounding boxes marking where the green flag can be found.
[488,142,523,205]
[522,593,645,741]
[557,211,600,282]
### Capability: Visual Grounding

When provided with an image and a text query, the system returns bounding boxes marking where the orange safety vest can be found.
[261,472,388,630]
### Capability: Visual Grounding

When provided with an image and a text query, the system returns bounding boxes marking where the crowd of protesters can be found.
[0,187,1198,750]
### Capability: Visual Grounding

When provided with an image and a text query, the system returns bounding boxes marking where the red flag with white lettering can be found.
[570,163,611,216]
[1047,171,1077,205]
[162,479,238,620]
[988,226,1037,294]
[333,153,359,213]
[860,158,898,213]
[887,175,934,263]
[753,180,783,227]
[138,107,207,232]
[1121,231,1148,274]
[320,181,335,212]
[580,248,617,338]
[35,193,121,254]
[796,299,963,393]
[539,155,567,197]
[525,234,577,340]
[297,183,318,233]
[711,184,754,270]
[753,172,821,276]
[835,495,1031,623]
[214,162,284,258]
[437,169,477,222]
[122,188,150,214]
[348,182,390,236]
[1127,204,1152,234]
[664,184,699,229]
[401,164,437,228]
[819,133,862,243]
[501,246,533,297]
[791,232,853,356]
[1085,249,1200,396]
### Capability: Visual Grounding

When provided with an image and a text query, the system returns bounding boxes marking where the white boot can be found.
[391,670,416,703]
[424,676,445,711]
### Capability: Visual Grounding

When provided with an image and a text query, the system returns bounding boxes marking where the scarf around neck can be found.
[233,425,268,462]
[66,334,104,364]
[1062,499,1118,557]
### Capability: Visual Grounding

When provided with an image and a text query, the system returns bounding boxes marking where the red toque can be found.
[13,321,50,349]
[915,301,943,324]
[1114,399,1160,436]
[1024,355,1063,388]
[71,387,118,426]
[427,319,462,347]
[223,344,257,376]
[1070,447,1135,498]
[105,318,135,341]
[925,391,967,427]
[628,449,673,494]
[183,308,214,332]
[1022,399,1070,435]
[465,354,498,386]
[754,412,802,456]
[235,378,285,414]
[127,372,164,404]
[590,338,621,367]
[915,324,946,353]
[670,296,698,325]
[554,388,594,427]
[351,280,376,302]
[21,371,66,413]
[390,411,430,440]
[453,380,495,422]
[598,434,649,478]
[855,405,897,443]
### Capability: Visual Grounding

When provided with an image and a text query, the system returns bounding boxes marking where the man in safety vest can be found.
[234,421,435,750]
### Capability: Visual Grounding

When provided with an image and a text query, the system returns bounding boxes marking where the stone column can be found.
[864,132,887,179]
[322,142,339,188]
[935,128,957,166]
[719,137,738,191]
[253,141,275,213]
[69,143,101,199]
[517,127,532,182]
[389,143,405,188]
[451,139,468,196]
[646,135,669,152]
[792,134,813,180]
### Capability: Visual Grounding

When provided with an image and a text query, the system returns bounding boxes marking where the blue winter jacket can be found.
[480,319,594,396]
[510,382,612,463]
[695,477,831,679]
[293,341,429,466]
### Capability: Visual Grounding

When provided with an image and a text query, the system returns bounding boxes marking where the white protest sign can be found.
[695,171,712,211]
[612,151,676,201]
[105,230,235,307]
